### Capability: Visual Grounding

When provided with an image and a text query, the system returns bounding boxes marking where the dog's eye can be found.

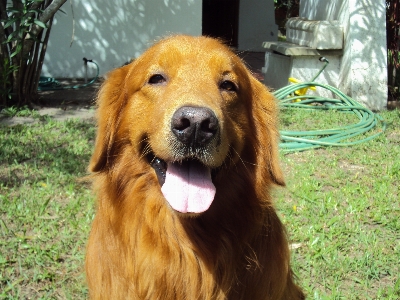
[148,74,166,84]
[219,80,237,92]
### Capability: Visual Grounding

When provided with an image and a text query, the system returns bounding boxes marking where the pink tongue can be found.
[161,161,216,213]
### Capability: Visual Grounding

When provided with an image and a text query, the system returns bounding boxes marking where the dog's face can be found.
[90,35,283,215]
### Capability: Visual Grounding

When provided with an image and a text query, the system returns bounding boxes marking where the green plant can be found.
[0,105,39,118]
[274,0,299,11]
[0,58,18,104]
[0,0,67,108]
[0,105,18,117]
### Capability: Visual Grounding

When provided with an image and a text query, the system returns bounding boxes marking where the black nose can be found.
[171,106,219,146]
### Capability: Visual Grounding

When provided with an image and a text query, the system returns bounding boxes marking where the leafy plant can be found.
[0,105,39,118]
[0,105,18,117]
[274,0,300,13]
[0,0,67,108]
[0,57,17,102]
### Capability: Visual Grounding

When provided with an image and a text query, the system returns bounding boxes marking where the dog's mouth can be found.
[149,155,168,186]
[146,151,216,214]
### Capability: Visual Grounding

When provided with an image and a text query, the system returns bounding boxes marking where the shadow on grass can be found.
[0,119,96,188]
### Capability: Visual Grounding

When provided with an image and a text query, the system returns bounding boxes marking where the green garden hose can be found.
[273,58,386,152]
[38,58,100,91]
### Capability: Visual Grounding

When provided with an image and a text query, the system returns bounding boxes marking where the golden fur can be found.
[86,35,304,299]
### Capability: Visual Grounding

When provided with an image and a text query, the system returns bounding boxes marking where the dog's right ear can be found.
[89,64,131,173]
[249,76,286,188]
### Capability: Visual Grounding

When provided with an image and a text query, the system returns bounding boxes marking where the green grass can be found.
[0,119,95,299]
[275,108,400,299]
[0,109,399,299]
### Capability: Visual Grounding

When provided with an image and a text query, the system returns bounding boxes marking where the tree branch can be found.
[39,0,67,24]
[22,0,67,64]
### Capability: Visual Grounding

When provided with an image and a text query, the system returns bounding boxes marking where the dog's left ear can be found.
[250,76,285,187]
[89,64,131,173]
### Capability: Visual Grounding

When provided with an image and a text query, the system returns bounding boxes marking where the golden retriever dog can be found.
[86,35,304,300]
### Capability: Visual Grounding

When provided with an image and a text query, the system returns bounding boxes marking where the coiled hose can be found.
[273,59,386,153]
[38,58,100,91]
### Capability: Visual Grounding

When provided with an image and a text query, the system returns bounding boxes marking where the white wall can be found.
[339,0,387,110]
[300,0,342,21]
[43,0,202,78]
[299,0,387,110]
[238,0,277,51]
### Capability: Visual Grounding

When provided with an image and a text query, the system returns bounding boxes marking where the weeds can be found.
[0,106,40,118]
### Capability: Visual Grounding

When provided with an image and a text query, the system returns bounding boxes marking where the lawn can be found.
[0,108,399,299]
[275,108,400,299]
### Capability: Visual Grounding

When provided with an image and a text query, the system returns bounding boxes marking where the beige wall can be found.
[43,0,202,78]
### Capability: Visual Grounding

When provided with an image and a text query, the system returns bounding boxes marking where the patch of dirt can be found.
[387,130,400,143]
[338,161,365,173]
[387,100,400,110]
[38,79,101,109]
[0,79,101,126]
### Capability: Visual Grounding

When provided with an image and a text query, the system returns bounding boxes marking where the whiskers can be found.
[138,137,152,161]
[167,136,218,167]
[245,245,261,272]
[229,146,258,170]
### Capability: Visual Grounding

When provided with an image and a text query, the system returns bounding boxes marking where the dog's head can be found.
[90,35,284,215]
